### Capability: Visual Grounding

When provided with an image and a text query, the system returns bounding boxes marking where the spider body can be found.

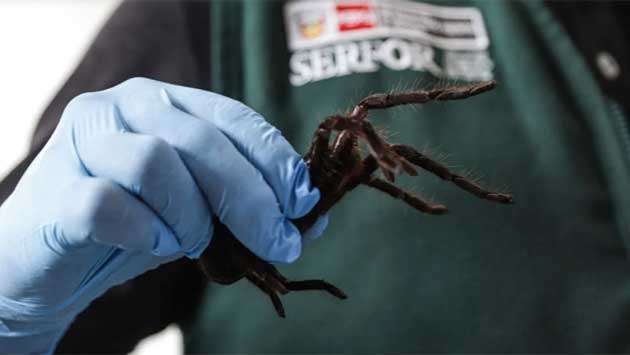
[198,80,512,317]
[293,130,363,230]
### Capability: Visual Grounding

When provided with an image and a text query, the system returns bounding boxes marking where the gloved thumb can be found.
[59,177,181,256]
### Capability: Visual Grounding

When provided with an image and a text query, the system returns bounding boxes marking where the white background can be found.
[0,1,182,354]
[0,1,116,178]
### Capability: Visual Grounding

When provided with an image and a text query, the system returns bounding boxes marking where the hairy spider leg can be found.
[354,155,444,213]
[391,144,513,204]
[330,130,363,187]
[261,271,290,295]
[247,263,347,317]
[364,177,448,214]
[263,260,347,301]
[304,127,332,175]
[356,155,379,182]
[337,81,497,182]
[331,130,359,167]
[355,80,497,112]
[314,115,417,182]
[285,280,348,299]
[246,274,286,318]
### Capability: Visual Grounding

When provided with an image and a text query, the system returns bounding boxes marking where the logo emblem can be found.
[285,0,494,86]
[296,10,326,39]
[336,2,377,32]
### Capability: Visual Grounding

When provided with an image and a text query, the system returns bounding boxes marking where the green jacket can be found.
[182,0,630,353]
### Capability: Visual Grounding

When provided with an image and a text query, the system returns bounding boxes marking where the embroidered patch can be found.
[284,0,494,86]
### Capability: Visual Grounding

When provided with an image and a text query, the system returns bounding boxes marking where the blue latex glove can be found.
[0,78,328,353]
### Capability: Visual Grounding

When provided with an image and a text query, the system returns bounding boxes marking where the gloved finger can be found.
[74,131,213,258]
[114,93,303,263]
[119,78,320,219]
[60,177,181,256]
[302,213,330,244]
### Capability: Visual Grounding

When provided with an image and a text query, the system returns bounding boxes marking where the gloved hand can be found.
[0,77,327,353]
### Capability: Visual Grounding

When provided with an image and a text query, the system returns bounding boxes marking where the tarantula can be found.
[198,80,513,317]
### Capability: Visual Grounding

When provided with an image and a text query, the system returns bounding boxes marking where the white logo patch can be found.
[284,0,494,86]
